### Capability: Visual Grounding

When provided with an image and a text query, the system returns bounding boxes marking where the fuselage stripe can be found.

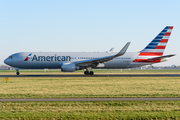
[133,59,161,63]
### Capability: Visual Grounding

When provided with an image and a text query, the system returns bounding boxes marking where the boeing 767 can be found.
[4,26,175,75]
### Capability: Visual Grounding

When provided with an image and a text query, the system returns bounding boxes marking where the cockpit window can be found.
[9,56,13,59]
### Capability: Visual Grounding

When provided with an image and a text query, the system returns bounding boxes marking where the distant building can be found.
[0,65,15,70]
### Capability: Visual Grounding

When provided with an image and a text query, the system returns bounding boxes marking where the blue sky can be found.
[0,0,180,66]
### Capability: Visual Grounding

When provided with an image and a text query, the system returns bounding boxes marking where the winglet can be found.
[115,42,131,57]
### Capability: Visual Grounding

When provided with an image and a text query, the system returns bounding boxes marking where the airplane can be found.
[106,48,114,53]
[4,26,175,75]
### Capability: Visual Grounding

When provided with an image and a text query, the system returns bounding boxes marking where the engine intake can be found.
[61,63,80,72]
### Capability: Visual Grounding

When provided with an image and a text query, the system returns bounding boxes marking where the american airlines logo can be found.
[31,55,71,61]
[24,53,32,61]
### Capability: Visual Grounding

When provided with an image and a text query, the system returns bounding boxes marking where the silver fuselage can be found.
[4,52,153,69]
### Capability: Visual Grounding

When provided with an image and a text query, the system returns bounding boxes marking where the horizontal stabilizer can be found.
[147,54,176,60]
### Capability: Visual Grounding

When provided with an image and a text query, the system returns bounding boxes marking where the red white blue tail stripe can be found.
[139,26,173,56]
[133,26,173,63]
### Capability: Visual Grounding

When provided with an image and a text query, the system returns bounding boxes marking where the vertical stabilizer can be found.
[139,26,173,56]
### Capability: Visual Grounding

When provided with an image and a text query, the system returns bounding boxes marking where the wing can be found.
[75,42,130,67]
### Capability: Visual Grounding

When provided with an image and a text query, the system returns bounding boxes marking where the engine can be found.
[61,63,80,72]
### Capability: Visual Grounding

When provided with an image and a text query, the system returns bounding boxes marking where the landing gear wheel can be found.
[89,71,94,75]
[16,69,20,75]
[16,72,20,75]
[84,71,89,75]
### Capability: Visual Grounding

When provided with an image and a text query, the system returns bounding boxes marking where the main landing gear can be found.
[16,70,20,75]
[84,71,94,75]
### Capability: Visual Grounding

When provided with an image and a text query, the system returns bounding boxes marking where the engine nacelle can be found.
[61,63,79,72]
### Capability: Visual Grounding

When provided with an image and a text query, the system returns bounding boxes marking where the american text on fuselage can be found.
[31,55,71,61]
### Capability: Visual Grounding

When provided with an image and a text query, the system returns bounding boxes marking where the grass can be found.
[1,70,180,119]
[0,101,180,119]
[1,77,180,98]
[1,69,180,75]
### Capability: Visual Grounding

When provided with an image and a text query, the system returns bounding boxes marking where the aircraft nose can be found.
[4,58,11,65]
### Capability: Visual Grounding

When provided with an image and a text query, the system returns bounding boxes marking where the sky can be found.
[0,0,180,66]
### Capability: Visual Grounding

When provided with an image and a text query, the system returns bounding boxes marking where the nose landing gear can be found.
[16,70,20,75]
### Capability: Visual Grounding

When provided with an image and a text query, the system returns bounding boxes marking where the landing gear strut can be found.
[84,71,94,75]
[16,70,20,75]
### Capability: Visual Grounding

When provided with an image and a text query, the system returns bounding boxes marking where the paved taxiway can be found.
[0,74,180,77]
[1,98,180,102]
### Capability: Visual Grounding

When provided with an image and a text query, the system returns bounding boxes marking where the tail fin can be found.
[139,26,173,56]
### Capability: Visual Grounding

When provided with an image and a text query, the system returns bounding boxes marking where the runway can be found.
[1,74,180,77]
[1,98,180,102]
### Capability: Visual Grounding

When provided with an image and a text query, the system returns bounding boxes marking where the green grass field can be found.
[0,69,180,75]
[0,101,180,119]
[1,70,180,119]
[1,77,180,98]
